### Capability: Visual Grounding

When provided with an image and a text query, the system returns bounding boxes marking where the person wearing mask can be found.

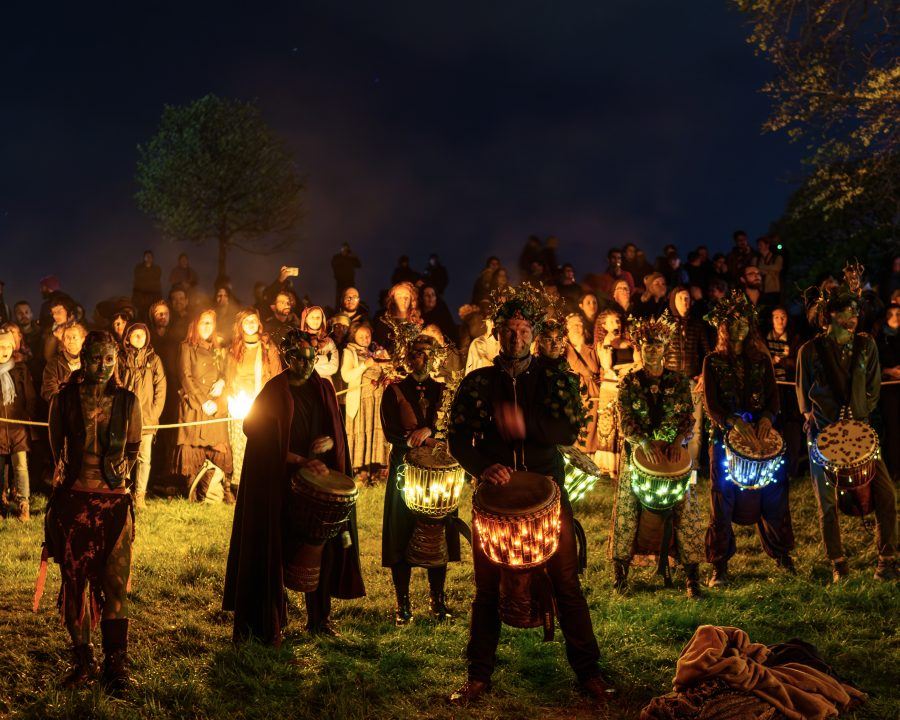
[300,306,338,380]
[380,334,459,625]
[0,327,37,521]
[664,288,710,466]
[174,310,232,500]
[119,324,166,509]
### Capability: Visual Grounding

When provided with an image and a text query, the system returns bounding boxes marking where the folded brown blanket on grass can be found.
[652,625,866,720]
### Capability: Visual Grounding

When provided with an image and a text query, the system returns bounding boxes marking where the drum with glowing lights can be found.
[630,443,693,512]
[562,446,603,504]
[472,472,561,629]
[284,468,358,592]
[724,426,785,490]
[399,445,467,567]
[812,419,879,516]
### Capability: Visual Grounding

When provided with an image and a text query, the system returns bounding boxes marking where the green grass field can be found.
[0,477,897,719]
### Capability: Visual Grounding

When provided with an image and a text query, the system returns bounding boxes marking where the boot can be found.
[100,619,131,695]
[222,481,235,506]
[394,593,413,626]
[579,674,617,703]
[684,564,702,599]
[874,556,897,582]
[448,679,491,705]
[15,498,29,522]
[832,559,850,584]
[613,559,629,594]
[60,643,99,688]
[133,492,146,510]
[708,560,729,588]
[429,591,453,621]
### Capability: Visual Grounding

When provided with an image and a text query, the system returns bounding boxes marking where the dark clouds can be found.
[0,1,803,311]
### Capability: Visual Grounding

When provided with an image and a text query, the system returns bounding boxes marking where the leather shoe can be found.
[708,561,729,588]
[579,675,617,702]
[448,679,490,705]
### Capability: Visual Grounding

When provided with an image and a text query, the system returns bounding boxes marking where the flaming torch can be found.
[227,391,253,486]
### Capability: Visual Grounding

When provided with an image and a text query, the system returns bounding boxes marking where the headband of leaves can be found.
[628,310,677,346]
[703,290,758,328]
[488,282,558,333]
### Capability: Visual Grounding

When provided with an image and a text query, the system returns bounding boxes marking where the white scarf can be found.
[0,359,16,406]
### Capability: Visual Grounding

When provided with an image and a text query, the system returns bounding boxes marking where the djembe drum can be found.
[472,472,561,631]
[284,467,359,592]
[629,444,693,575]
[724,426,785,490]
[400,445,467,567]
[561,446,603,504]
[812,418,880,516]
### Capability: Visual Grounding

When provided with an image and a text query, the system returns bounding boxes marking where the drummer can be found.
[447,285,615,705]
[223,328,365,644]
[380,334,460,624]
[609,312,705,598]
[702,291,795,586]
[796,286,897,582]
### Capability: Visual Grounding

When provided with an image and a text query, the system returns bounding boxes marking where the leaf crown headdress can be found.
[703,290,758,328]
[488,282,554,333]
[628,310,677,346]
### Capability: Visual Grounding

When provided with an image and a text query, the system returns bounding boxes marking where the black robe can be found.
[380,375,461,567]
[222,370,365,644]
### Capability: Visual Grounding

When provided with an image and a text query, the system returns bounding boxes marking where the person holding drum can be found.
[796,287,897,582]
[380,334,460,625]
[702,291,795,587]
[610,313,705,598]
[223,328,365,644]
[447,286,615,706]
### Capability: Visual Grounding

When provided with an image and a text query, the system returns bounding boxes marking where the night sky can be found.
[1,1,805,312]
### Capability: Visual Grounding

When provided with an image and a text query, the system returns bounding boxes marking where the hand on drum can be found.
[482,463,512,485]
[407,427,432,448]
[641,440,665,466]
[756,417,773,444]
[310,436,334,455]
[302,458,329,476]
[495,402,526,441]
[666,437,685,462]
[732,417,760,452]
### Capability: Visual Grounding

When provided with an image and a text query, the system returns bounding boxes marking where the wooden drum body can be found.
[724,426,785,490]
[472,472,561,629]
[400,446,467,567]
[284,468,358,592]
[812,419,879,516]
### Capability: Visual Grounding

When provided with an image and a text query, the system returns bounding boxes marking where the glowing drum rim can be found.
[630,444,693,511]
[284,467,358,592]
[472,472,561,629]
[400,445,467,567]
[723,426,785,490]
[811,419,879,515]
[561,445,602,504]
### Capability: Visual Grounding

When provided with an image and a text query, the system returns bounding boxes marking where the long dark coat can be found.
[0,363,37,454]
[222,370,365,644]
[380,375,461,567]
